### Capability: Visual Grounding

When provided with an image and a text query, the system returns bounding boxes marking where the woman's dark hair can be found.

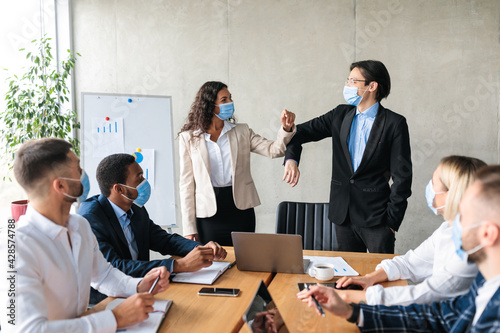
[179,81,233,135]
[350,60,391,101]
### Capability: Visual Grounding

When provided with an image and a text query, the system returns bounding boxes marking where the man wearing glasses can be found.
[283,60,412,253]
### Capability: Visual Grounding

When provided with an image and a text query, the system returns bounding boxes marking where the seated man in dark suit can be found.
[297,165,500,332]
[78,153,226,303]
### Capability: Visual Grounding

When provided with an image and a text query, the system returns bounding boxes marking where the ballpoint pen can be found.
[149,276,160,293]
[305,283,325,317]
[227,261,237,269]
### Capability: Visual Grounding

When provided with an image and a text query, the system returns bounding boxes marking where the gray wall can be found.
[71,0,500,254]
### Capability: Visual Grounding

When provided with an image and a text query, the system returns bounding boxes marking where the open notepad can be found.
[171,261,231,284]
[106,298,172,333]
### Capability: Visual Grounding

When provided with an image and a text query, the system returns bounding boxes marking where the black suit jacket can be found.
[78,194,199,277]
[285,104,412,231]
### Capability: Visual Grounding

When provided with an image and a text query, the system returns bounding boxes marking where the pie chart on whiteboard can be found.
[134,152,144,163]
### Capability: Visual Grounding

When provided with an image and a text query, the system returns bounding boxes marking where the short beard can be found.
[467,248,486,264]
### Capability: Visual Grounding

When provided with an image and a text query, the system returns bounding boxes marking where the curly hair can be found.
[179,81,235,135]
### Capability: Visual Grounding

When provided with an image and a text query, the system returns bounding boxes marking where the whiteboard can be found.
[81,93,176,225]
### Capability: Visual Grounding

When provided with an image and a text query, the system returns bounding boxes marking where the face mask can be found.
[60,170,90,203]
[451,213,486,261]
[119,179,151,207]
[425,179,446,215]
[215,102,235,120]
[343,86,369,106]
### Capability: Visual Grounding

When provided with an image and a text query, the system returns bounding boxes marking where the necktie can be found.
[123,210,139,260]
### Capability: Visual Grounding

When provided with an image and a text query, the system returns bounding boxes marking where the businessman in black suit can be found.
[283,60,412,253]
[78,153,226,303]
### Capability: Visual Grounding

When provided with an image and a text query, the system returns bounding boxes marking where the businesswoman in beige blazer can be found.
[178,81,296,245]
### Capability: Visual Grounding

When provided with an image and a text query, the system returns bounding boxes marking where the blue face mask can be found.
[60,170,90,203]
[452,213,485,261]
[215,102,235,120]
[120,179,152,208]
[343,86,368,106]
[425,179,446,215]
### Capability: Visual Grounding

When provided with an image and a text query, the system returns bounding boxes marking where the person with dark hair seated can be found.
[12,138,169,332]
[78,153,226,303]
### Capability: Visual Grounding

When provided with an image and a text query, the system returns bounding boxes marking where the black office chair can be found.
[275,201,338,251]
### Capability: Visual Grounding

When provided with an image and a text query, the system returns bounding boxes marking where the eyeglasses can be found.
[345,78,367,85]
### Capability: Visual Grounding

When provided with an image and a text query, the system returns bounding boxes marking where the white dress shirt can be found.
[473,274,500,325]
[366,221,478,306]
[203,121,236,187]
[15,205,141,333]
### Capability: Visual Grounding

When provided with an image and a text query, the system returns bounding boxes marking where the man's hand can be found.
[185,233,199,241]
[283,159,300,187]
[281,109,296,132]
[336,275,375,290]
[297,284,353,319]
[204,241,227,261]
[137,267,170,294]
[173,245,215,272]
[112,293,155,328]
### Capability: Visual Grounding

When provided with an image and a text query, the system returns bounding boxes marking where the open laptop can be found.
[231,232,310,274]
[241,280,289,333]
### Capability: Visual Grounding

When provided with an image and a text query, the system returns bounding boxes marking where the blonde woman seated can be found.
[336,155,485,306]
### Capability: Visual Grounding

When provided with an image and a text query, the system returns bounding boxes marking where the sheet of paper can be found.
[172,261,231,284]
[91,117,125,158]
[134,149,155,189]
[303,256,359,276]
[106,298,172,332]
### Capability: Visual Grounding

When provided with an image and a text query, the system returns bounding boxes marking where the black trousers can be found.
[335,211,395,253]
[196,186,256,246]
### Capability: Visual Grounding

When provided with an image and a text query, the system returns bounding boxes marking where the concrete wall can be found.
[2,0,497,255]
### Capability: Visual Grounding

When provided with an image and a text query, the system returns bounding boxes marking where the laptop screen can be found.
[242,280,289,333]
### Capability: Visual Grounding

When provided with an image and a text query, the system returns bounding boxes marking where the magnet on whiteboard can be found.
[136,148,141,152]
[105,117,110,121]
[128,98,133,103]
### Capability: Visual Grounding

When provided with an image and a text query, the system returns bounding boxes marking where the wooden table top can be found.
[88,248,406,333]
[266,250,407,333]
[87,248,273,333]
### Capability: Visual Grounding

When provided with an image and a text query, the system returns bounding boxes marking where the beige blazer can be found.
[179,123,296,236]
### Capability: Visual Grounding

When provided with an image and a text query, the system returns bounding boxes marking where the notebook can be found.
[106,298,172,333]
[241,280,289,333]
[231,232,310,274]
[171,261,232,284]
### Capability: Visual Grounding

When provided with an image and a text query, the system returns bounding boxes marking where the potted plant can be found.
[0,35,80,219]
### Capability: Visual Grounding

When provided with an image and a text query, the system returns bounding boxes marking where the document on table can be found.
[171,261,231,284]
[303,256,359,276]
[106,298,172,332]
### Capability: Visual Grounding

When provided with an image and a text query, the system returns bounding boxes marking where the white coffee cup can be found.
[308,263,335,281]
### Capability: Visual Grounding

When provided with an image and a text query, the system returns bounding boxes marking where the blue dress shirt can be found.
[347,102,379,172]
[108,199,139,260]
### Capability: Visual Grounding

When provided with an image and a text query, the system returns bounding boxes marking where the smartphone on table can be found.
[198,287,240,297]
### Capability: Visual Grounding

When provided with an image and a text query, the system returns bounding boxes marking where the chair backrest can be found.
[275,201,338,251]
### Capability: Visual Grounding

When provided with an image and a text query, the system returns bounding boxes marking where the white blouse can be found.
[366,221,479,306]
[203,121,235,187]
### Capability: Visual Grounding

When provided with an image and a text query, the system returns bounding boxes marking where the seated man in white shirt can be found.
[7,138,170,332]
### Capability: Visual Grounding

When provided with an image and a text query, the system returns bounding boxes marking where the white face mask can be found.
[425,179,446,215]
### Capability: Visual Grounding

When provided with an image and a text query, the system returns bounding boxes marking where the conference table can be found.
[89,248,406,333]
